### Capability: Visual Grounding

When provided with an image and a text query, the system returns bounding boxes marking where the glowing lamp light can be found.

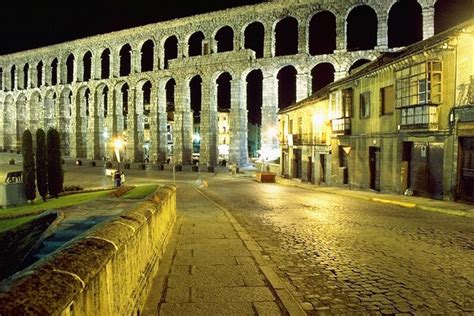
[313,113,324,129]
[266,127,278,138]
[114,138,124,163]
[193,133,201,143]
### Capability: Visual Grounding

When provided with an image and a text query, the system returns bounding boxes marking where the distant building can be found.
[279,21,474,202]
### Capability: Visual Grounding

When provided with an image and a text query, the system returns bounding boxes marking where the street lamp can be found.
[113,137,125,187]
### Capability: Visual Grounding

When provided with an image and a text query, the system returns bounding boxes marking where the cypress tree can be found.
[46,128,63,198]
[36,128,48,201]
[22,130,36,202]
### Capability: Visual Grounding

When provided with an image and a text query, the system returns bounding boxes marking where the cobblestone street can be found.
[202,177,474,315]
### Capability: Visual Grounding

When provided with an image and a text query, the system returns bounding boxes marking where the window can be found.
[342,89,353,117]
[380,85,394,115]
[360,92,371,118]
[395,60,442,108]
[329,88,353,119]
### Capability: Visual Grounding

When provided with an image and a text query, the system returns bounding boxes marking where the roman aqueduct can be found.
[0,0,446,166]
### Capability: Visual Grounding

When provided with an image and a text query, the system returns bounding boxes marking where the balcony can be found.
[282,133,327,146]
[331,118,351,135]
[399,104,439,131]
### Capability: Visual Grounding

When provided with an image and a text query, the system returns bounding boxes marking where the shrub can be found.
[8,159,15,165]
[22,130,36,202]
[90,161,96,167]
[47,129,63,198]
[124,163,131,169]
[36,129,48,202]
[109,185,135,197]
[63,185,84,192]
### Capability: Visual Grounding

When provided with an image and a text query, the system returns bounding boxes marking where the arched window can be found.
[0,68,3,90]
[121,84,129,130]
[101,49,110,79]
[119,44,132,76]
[66,54,75,84]
[311,63,335,93]
[346,6,377,51]
[188,32,205,57]
[85,89,91,117]
[141,40,154,72]
[215,26,234,53]
[83,51,92,81]
[23,63,29,89]
[277,66,297,108]
[309,11,336,55]
[246,69,263,124]
[164,36,178,69]
[388,0,422,48]
[244,22,264,58]
[275,17,298,56]
[36,61,43,87]
[216,72,232,109]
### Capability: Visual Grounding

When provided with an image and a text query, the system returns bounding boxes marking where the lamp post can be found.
[114,137,124,187]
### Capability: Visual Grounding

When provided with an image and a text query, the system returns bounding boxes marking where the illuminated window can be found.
[380,85,394,115]
[395,60,442,108]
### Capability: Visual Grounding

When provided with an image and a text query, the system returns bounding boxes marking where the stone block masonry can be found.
[0,185,177,315]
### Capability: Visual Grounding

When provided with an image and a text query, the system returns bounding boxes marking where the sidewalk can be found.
[143,183,305,316]
[275,177,474,218]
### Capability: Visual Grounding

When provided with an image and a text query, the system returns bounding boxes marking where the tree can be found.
[22,130,36,202]
[46,128,63,198]
[36,128,48,201]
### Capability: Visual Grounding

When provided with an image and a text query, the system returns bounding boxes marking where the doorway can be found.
[459,137,474,203]
[307,156,313,183]
[369,147,380,191]
[320,154,326,183]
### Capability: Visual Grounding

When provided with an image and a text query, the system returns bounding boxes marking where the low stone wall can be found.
[0,184,177,315]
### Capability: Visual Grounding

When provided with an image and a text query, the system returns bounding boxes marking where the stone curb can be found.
[195,187,306,316]
[275,178,474,218]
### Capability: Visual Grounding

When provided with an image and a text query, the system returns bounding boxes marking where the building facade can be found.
[0,0,448,167]
[279,20,474,202]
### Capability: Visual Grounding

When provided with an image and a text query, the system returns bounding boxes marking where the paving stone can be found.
[191,287,275,303]
[159,302,255,315]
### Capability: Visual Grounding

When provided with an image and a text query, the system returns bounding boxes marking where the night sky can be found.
[0,0,263,55]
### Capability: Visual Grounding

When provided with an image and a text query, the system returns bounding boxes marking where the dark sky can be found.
[0,0,264,55]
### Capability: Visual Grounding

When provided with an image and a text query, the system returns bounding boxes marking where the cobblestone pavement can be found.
[202,177,474,315]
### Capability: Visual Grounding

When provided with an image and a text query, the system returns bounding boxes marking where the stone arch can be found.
[277,65,297,109]
[36,61,44,88]
[141,39,155,72]
[23,63,29,89]
[164,78,176,113]
[100,48,111,79]
[245,68,263,125]
[163,35,178,69]
[44,89,57,130]
[0,67,3,91]
[59,87,72,155]
[95,83,109,118]
[188,31,205,57]
[214,26,234,53]
[66,53,75,84]
[243,22,264,58]
[346,5,378,51]
[349,59,371,74]
[16,93,28,147]
[309,11,336,55]
[3,95,15,149]
[29,91,42,135]
[311,62,336,93]
[274,16,299,56]
[74,86,92,158]
[10,65,16,91]
[82,51,92,82]
[388,0,422,48]
[215,72,233,110]
[119,44,132,76]
[51,58,59,85]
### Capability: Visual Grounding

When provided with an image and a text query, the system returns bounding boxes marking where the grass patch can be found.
[0,190,113,219]
[122,184,159,199]
[0,215,36,232]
